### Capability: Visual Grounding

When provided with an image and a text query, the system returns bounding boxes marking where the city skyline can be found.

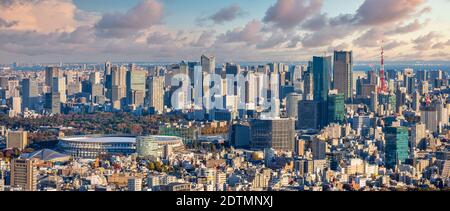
[0,48,449,192]
[0,0,450,63]
[1,0,450,195]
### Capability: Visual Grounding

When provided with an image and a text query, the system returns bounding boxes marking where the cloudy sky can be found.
[0,0,449,64]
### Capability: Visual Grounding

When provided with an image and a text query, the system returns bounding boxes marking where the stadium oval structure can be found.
[136,135,184,158]
[58,135,136,159]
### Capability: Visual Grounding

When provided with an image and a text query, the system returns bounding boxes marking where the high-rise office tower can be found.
[111,66,127,109]
[128,90,145,109]
[45,67,61,89]
[421,107,438,133]
[201,54,215,74]
[50,92,61,114]
[428,70,442,81]
[52,76,66,103]
[10,158,38,191]
[230,122,251,148]
[252,72,267,108]
[292,65,305,90]
[67,76,82,97]
[0,76,8,88]
[105,61,113,99]
[128,63,136,72]
[291,65,305,82]
[370,91,378,113]
[245,72,256,106]
[192,65,204,110]
[417,70,427,82]
[221,78,228,96]
[5,79,20,99]
[411,123,426,150]
[105,61,112,75]
[112,66,127,86]
[412,91,421,112]
[298,100,320,129]
[395,86,407,114]
[65,71,75,85]
[385,126,409,169]
[367,70,378,85]
[279,69,287,86]
[147,76,165,114]
[333,51,353,101]
[250,118,295,151]
[280,85,295,100]
[286,93,302,119]
[296,139,306,157]
[313,56,332,128]
[201,55,215,112]
[437,100,449,126]
[420,102,443,133]
[268,62,278,73]
[225,63,240,95]
[187,62,200,86]
[90,84,104,103]
[313,56,331,102]
[328,93,345,124]
[303,71,314,100]
[420,81,429,95]
[179,61,189,75]
[311,140,327,160]
[90,72,101,85]
[7,130,28,150]
[9,96,22,117]
[379,93,396,115]
[406,76,416,94]
[355,77,363,98]
[21,78,39,111]
[126,69,146,107]
[225,63,240,76]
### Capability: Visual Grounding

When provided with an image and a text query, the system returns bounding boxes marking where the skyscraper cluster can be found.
[0,50,449,191]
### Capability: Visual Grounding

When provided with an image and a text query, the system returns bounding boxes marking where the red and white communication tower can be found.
[378,42,388,93]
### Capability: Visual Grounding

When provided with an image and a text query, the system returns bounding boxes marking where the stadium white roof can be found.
[61,136,136,143]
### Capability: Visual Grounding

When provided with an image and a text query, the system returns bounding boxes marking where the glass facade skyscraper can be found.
[385,126,409,169]
[311,140,327,160]
[333,51,353,101]
[328,93,345,124]
[21,78,39,111]
[250,118,295,151]
[298,100,320,130]
[313,56,331,102]
[126,69,146,108]
[313,56,332,129]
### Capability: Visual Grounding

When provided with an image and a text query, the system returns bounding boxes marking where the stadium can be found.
[58,135,136,159]
[136,135,184,159]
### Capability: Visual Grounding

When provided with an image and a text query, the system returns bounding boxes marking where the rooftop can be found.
[61,136,136,143]
[137,135,182,142]
[21,149,70,162]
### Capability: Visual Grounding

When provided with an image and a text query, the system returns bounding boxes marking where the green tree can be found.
[155,161,163,171]
[13,148,21,157]
[149,162,155,171]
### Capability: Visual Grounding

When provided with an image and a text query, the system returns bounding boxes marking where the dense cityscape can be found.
[0,0,449,193]
[0,50,449,191]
